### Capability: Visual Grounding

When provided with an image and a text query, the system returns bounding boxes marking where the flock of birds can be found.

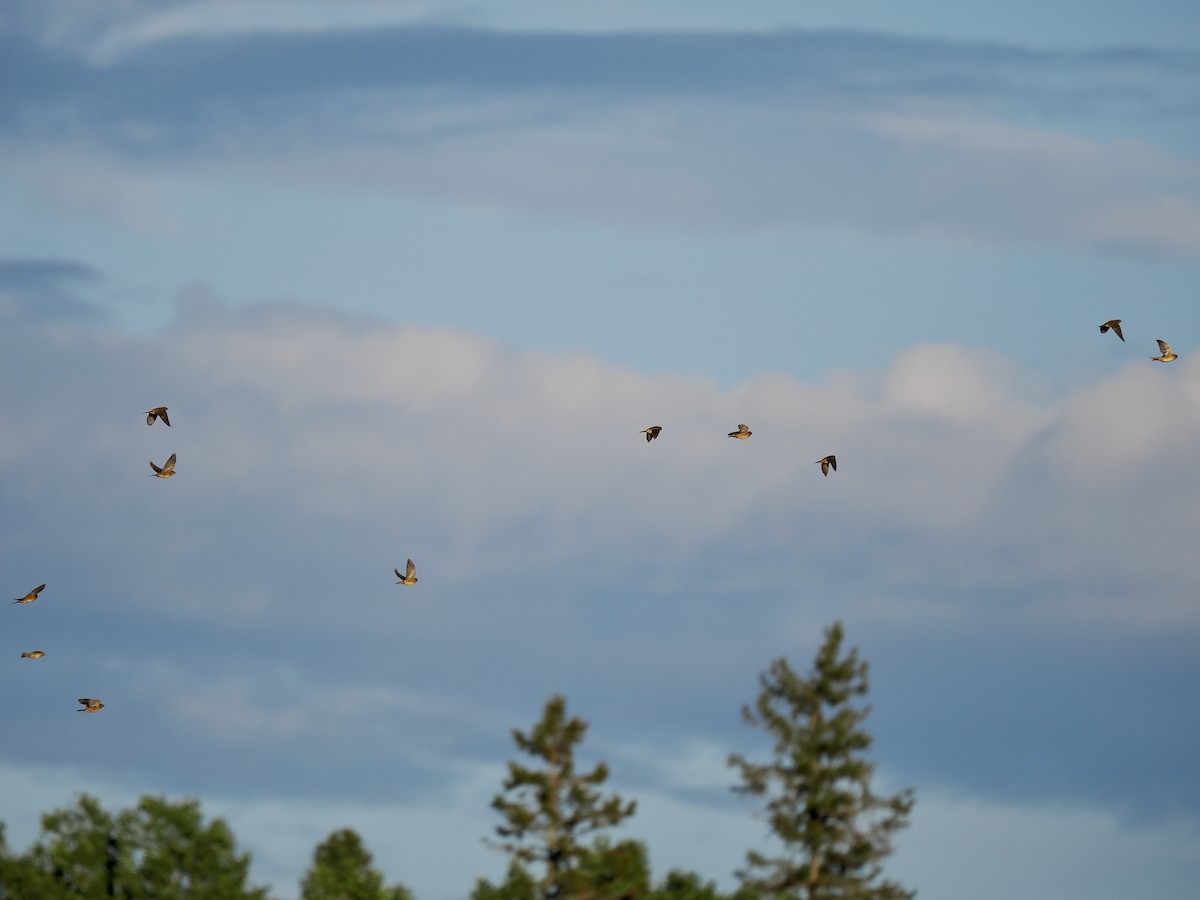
[11,406,180,713]
[641,422,839,474]
[10,318,1179,716]
[1100,317,1180,362]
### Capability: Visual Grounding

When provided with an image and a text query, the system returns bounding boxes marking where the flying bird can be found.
[145,406,171,426]
[21,650,45,659]
[816,455,837,476]
[728,424,752,439]
[395,559,418,585]
[13,584,45,605]
[1099,320,1124,342]
[1151,340,1178,362]
[77,698,105,713]
[149,453,177,478]
[641,426,662,442]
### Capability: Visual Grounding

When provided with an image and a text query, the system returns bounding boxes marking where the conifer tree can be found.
[300,828,412,900]
[488,694,637,899]
[729,623,915,900]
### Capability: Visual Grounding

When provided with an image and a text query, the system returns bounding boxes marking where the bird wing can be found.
[32,584,45,596]
[163,453,177,471]
[146,411,157,425]
[149,460,162,473]
[1157,339,1172,354]
[406,559,416,579]
[829,456,837,471]
[160,409,171,426]
[1112,322,1124,341]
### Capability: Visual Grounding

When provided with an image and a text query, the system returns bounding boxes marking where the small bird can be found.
[728,424,752,439]
[1151,339,1178,362]
[77,698,105,713]
[13,584,45,605]
[1099,320,1124,342]
[149,453,177,477]
[816,455,837,476]
[145,406,171,426]
[395,559,418,585]
[21,650,45,659]
[641,426,662,443]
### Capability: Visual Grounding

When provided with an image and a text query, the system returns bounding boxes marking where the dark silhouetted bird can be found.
[1099,320,1124,341]
[816,455,837,476]
[149,453,177,478]
[728,424,752,439]
[1151,339,1178,362]
[77,698,105,712]
[395,559,418,585]
[641,426,662,442]
[13,584,45,605]
[145,406,171,426]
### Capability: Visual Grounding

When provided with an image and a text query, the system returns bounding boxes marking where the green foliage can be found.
[473,860,542,900]
[489,695,637,899]
[300,828,412,900]
[570,838,651,899]
[1,793,270,900]
[649,870,759,900]
[728,623,915,900]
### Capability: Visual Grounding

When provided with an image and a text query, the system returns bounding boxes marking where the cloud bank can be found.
[3,20,1199,254]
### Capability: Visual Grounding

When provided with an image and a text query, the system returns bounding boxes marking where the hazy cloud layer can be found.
[3,21,1199,253]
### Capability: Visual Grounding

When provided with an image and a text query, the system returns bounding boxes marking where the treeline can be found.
[0,622,914,900]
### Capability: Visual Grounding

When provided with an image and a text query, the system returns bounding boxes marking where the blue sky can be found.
[2,2,1199,899]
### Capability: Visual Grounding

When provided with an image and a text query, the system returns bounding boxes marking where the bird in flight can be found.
[1151,340,1178,362]
[728,424,752,439]
[395,559,418,585]
[816,455,837,476]
[149,453,177,478]
[641,425,662,443]
[77,698,105,713]
[145,406,171,426]
[13,584,45,605]
[21,650,45,659]
[1098,320,1124,342]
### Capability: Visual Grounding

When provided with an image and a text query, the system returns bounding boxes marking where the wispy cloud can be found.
[3,23,1198,254]
[0,257,107,321]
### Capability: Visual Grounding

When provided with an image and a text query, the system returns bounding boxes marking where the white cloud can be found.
[863,112,1200,256]
[5,295,1200,633]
